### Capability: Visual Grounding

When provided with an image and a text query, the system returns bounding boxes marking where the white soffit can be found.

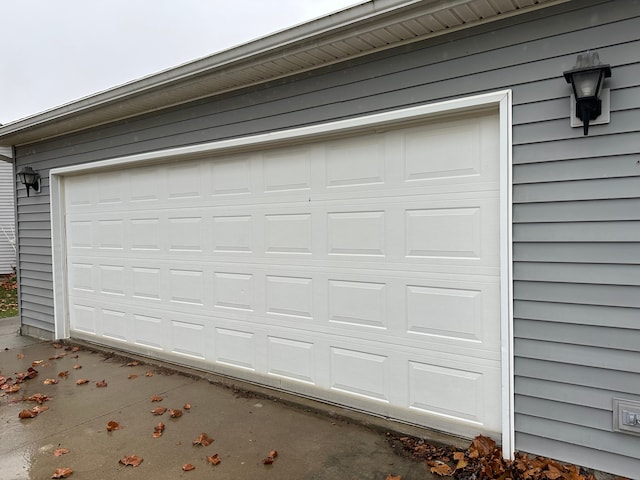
[0,0,563,145]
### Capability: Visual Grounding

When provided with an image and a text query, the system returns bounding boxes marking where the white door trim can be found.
[50,89,513,452]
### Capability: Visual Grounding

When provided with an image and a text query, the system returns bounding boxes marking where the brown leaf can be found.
[53,448,70,457]
[128,374,138,380]
[428,461,453,477]
[151,406,167,415]
[544,465,564,480]
[44,378,59,385]
[470,435,496,457]
[76,379,89,385]
[193,433,214,446]
[152,431,163,438]
[386,476,402,480]
[6,384,20,393]
[145,371,154,377]
[32,405,49,413]
[16,353,24,359]
[150,395,163,402]
[207,454,221,465]
[96,379,108,388]
[184,403,191,410]
[71,346,80,352]
[106,421,122,431]
[58,371,69,378]
[72,364,82,370]
[53,343,63,349]
[19,409,37,419]
[182,464,195,471]
[169,408,182,418]
[32,360,44,366]
[51,467,73,478]
[127,361,139,367]
[152,421,165,437]
[119,455,143,467]
[269,450,278,459]
[26,393,50,403]
[262,457,274,465]
[27,367,38,379]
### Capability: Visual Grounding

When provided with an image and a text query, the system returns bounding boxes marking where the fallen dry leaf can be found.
[184,403,191,410]
[263,457,275,465]
[152,422,165,437]
[386,476,402,480]
[53,448,70,457]
[72,364,82,370]
[25,393,50,404]
[51,467,73,478]
[32,405,49,413]
[193,433,214,446]
[128,374,138,380]
[58,371,69,378]
[53,343,63,349]
[76,379,89,385]
[151,406,167,415]
[16,353,24,359]
[6,384,20,393]
[169,408,182,418]
[207,454,221,465]
[263,450,278,465]
[106,421,122,431]
[182,464,195,471]
[428,460,453,476]
[19,409,38,419]
[127,361,139,367]
[119,455,143,467]
[43,378,59,385]
[32,360,44,366]
[145,371,154,377]
[96,379,108,388]
[71,346,80,352]
[150,395,163,402]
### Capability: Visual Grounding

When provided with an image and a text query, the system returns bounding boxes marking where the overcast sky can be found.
[0,0,362,124]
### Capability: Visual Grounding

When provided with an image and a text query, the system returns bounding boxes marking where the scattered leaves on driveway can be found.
[182,463,196,471]
[51,467,73,478]
[207,454,221,465]
[75,378,89,385]
[169,408,182,418]
[192,433,214,446]
[151,406,167,415]
[53,448,70,457]
[119,455,143,467]
[106,421,122,432]
[96,379,108,388]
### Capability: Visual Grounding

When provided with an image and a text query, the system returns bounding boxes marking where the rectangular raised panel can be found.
[66,177,93,207]
[329,280,386,329]
[214,272,253,311]
[215,328,254,369]
[134,314,163,350]
[266,276,313,319]
[99,265,125,296]
[167,163,201,198]
[407,285,481,341]
[69,221,92,248]
[168,217,202,251]
[171,320,205,359]
[212,216,252,252]
[130,168,158,202]
[131,218,160,251]
[265,214,312,254]
[97,172,123,204]
[330,348,388,401]
[98,220,123,250]
[267,337,315,384]
[211,157,251,195]
[70,263,93,292]
[404,123,480,181]
[263,148,310,191]
[325,135,384,187]
[102,309,127,341]
[406,208,480,258]
[328,211,385,256]
[169,269,203,305]
[132,267,161,300]
[72,305,95,333]
[409,361,482,423]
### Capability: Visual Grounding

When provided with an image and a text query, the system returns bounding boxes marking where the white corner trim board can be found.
[50,89,513,452]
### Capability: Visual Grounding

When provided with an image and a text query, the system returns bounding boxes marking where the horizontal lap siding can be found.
[0,161,15,274]
[13,0,640,475]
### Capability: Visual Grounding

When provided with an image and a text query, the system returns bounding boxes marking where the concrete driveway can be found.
[1,317,456,479]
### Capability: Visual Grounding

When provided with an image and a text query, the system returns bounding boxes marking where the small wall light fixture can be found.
[563,51,611,136]
[17,166,41,197]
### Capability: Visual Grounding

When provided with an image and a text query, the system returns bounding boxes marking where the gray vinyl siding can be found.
[12,0,640,476]
[0,161,15,274]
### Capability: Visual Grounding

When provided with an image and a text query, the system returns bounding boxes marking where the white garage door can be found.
[63,109,503,437]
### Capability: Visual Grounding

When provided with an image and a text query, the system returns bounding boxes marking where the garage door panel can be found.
[65,111,503,436]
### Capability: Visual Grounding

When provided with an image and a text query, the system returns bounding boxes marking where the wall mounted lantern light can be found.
[17,166,41,197]
[563,51,611,136]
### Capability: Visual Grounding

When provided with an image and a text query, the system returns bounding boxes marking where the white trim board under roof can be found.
[0,0,564,146]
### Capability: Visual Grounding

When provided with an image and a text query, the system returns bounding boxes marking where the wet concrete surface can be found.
[0,317,456,479]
